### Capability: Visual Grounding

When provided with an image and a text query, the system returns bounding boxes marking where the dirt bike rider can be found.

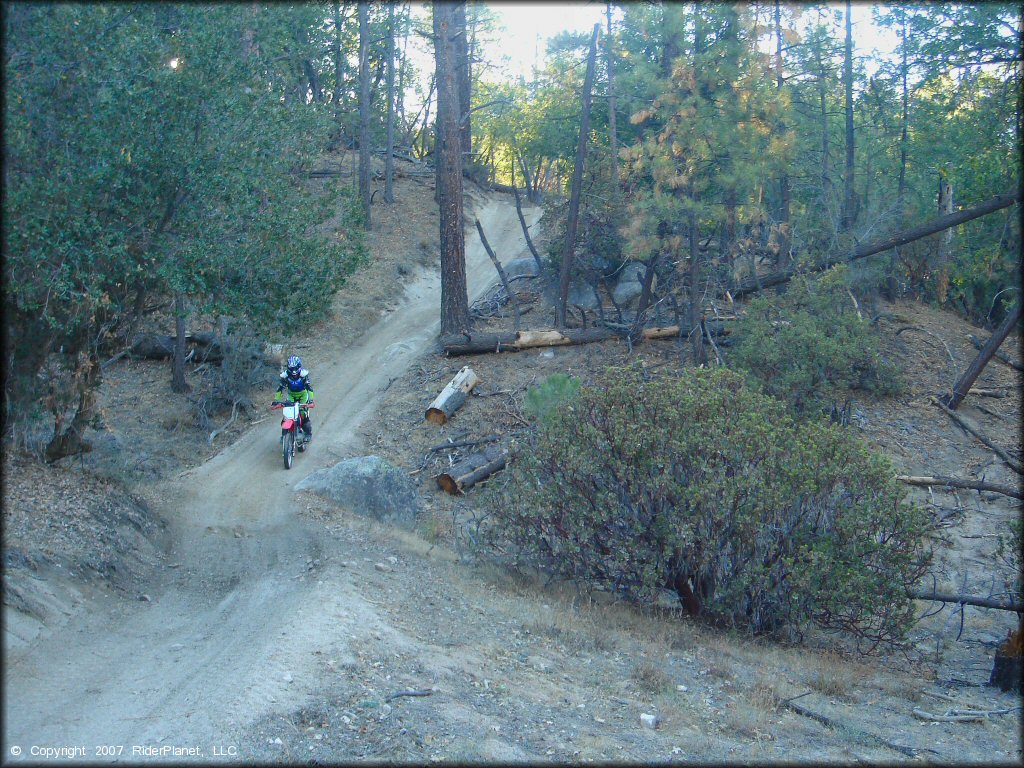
[272,355,315,443]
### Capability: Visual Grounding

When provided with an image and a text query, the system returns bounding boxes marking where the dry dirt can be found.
[3,151,1022,765]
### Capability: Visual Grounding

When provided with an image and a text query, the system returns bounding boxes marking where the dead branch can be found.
[896,474,1022,500]
[931,396,1023,474]
[427,434,500,453]
[895,325,955,363]
[208,399,240,444]
[730,190,1022,299]
[968,333,1024,373]
[912,707,1013,723]
[784,699,924,758]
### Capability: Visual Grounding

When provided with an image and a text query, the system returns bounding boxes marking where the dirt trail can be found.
[3,197,540,762]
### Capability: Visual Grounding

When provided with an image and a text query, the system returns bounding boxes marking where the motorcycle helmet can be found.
[286,355,302,379]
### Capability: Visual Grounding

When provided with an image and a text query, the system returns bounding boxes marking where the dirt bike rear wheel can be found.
[282,430,295,469]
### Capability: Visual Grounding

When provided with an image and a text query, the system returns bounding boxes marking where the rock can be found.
[504,257,539,280]
[640,712,660,730]
[375,562,391,573]
[612,262,652,308]
[283,672,293,683]
[387,556,398,565]
[295,456,420,529]
[567,281,600,311]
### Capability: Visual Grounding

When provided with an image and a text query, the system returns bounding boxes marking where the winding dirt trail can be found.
[3,197,540,762]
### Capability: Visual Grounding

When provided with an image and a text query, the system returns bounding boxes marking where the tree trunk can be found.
[774,0,791,269]
[384,2,396,203]
[171,292,190,393]
[935,177,954,301]
[841,0,856,231]
[332,1,344,107]
[453,2,472,176]
[557,23,601,328]
[887,13,909,300]
[475,219,521,331]
[434,1,470,336]
[945,301,1022,409]
[730,191,1022,299]
[606,1,619,183]
[689,205,703,366]
[44,351,99,463]
[358,2,372,228]
[436,444,506,495]
[511,160,543,273]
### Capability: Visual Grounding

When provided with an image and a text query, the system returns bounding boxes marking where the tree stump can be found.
[989,623,1022,693]
[425,366,480,424]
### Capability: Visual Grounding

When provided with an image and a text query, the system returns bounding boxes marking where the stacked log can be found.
[436,444,507,495]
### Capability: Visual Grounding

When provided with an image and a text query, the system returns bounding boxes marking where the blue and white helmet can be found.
[286,355,302,379]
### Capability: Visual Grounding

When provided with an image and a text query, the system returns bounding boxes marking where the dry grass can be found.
[630,659,671,694]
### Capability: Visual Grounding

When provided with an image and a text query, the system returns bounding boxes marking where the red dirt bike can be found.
[271,400,314,470]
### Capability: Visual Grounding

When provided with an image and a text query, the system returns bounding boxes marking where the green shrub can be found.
[523,373,581,425]
[489,367,932,650]
[732,267,903,417]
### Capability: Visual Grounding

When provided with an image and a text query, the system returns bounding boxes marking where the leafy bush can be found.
[732,267,903,417]
[489,367,932,650]
[523,373,581,425]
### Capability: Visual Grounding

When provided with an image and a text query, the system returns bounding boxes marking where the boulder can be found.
[295,455,420,529]
[567,281,600,310]
[503,257,540,280]
[612,262,653,307]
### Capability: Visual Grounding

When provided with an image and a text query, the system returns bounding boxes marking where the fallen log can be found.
[441,322,729,356]
[436,445,507,494]
[896,474,1023,500]
[130,332,217,360]
[968,333,1024,373]
[425,366,480,424]
[947,302,1022,409]
[731,190,1022,300]
[931,396,1023,474]
[907,588,1024,613]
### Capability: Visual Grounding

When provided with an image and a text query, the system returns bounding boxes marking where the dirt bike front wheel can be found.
[282,430,295,470]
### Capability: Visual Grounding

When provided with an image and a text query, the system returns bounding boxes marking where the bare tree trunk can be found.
[819,66,832,212]
[689,208,703,366]
[888,13,909,300]
[774,0,791,268]
[606,1,619,183]
[434,1,470,336]
[384,2,396,203]
[935,177,954,300]
[172,292,190,393]
[557,23,601,328]
[358,2,372,227]
[945,301,1021,410]
[453,2,472,176]
[332,1,344,106]
[841,0,856,231]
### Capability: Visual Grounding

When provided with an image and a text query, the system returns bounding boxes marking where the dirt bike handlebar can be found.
[271,401,315,409]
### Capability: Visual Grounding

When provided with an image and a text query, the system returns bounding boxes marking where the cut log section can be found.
[425,366,481,424]
[441,322,729,356]
[436,444,507,494]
